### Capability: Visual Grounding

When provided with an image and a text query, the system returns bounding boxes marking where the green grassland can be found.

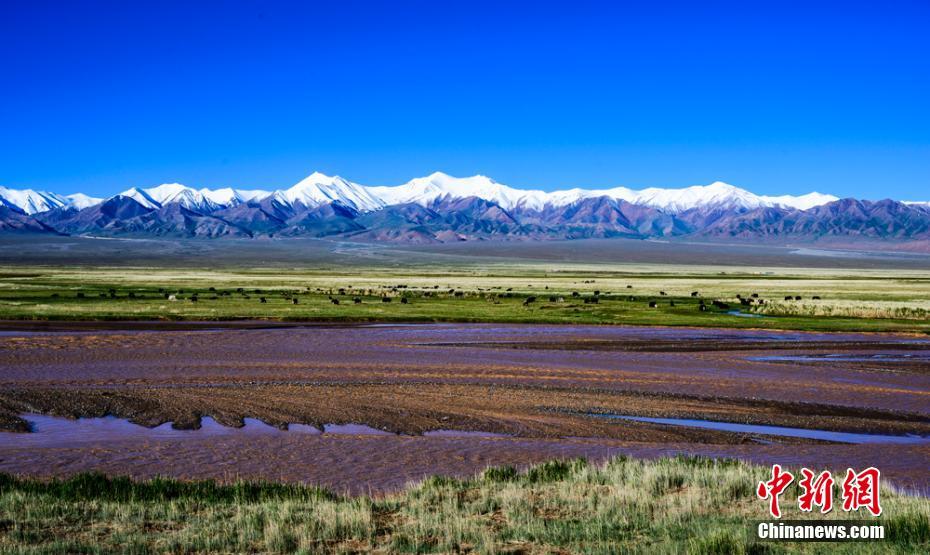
[1,264,929,333]
[1,456,927,554]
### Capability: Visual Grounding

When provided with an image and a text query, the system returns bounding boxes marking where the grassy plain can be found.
[2,456,928,554]
[1,264,929,333]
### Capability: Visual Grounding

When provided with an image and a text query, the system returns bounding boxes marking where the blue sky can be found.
[2,0,928,199]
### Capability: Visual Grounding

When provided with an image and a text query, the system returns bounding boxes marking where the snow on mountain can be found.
[64,193,103,210]
[279,172,384,212]
[0,186,69,214]
[0,174,844,217]
[201,187,269,207]
[759,192,840,210]
[116,187,162,210]
[114,183,270,212]
[368,172,552,211]
[367,175,837,213]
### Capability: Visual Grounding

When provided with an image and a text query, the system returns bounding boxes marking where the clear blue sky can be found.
[2,0,928,199]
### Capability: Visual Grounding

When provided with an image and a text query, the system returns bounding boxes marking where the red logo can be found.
[841,467,882,516]
[757,464,794,518]
[798,468,834,513]
[758,465,882,518]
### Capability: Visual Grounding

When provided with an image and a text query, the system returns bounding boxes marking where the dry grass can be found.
[1,456,927,554]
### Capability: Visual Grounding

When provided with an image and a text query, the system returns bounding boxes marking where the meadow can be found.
[1,456,928,554]
[1,264,930,333]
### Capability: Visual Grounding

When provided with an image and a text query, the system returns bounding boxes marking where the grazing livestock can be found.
[628,296,635,301]
[583,296,599,304]
[549,296,557,302]
[382,297,392,303]
[669,300,675,307]
[784,296,793,301]
[400,297,408,304]
[659,291,667,296]
[795,296,802,301]
[331,298,340,305]
[260,297,267,303]
[751,293,759,298]
[691,291,699,297]
[812,296,821,300]
[572,291,580,297]
[593,290,600,296]
[698,304,707,311]
[523,296,536,306]
[76,292,85,298]
[292,298,299,305]
[626,285,633,289]
[648,301,658,308]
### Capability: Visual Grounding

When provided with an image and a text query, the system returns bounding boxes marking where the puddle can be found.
[0,414,408,447]
[322,423,393,435]
[423,430,511,438]
[592,414,930,444]
[727,310,767,319]
[750,353,930,363]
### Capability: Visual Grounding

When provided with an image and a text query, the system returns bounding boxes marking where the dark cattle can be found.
[669,301,675,307]
[784,296,793,301]
[751,293,759,298]
[795,296,802,301]
[549,296,557,302]
[454,291,464,297]
[292,298,299,305]
[572,292,580,297]
[401,297,408,304]
[736,294,742,299]
[583,296,599,304]
[691,291,699,297]
[812,296,821,300]
[190,296,198,302]
[648,301,657,308]
[593,290,600,296]
[382,297,392,303]
[523,296,536,306]
[627,285,633,289]
[260,297,267,303]
[698,304,707,311]
[628,296,635,301]
[331,298,340,305]
[353,297,362,304]
[209,287,216,292]
[76,292,85,299]
[659,291,667,296]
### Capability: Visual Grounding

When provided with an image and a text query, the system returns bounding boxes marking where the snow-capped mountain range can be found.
[3,172,929,244]
[0,172,842,215]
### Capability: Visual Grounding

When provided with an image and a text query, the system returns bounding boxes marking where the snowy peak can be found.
[370,172,552,211]
[0,185,68,214]
[64,193,103,210]
[368,176,837,213]
[760,192,840,211]
[1,173,844,217]
[280,172,385,212]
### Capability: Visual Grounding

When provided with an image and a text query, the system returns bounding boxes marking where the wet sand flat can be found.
[0,323,928,493]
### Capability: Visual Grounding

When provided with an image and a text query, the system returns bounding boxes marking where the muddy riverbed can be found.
[0,322,927,493]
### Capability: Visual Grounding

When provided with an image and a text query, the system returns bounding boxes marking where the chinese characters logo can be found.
[757,465,881,518]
